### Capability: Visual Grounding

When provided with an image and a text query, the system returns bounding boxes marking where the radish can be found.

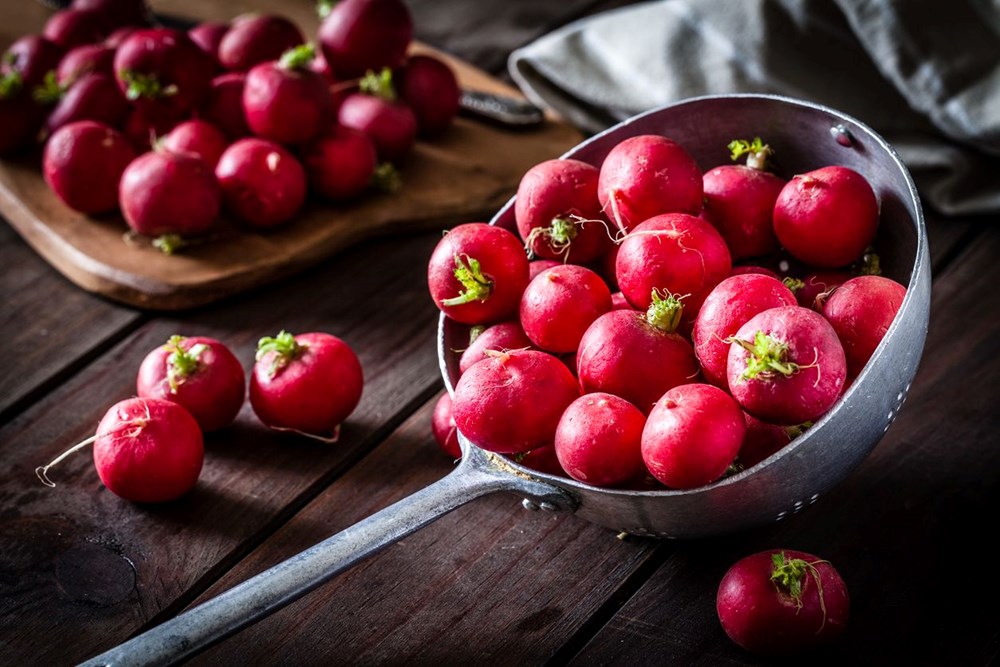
[114,28,214,119]
[528,259,561,280]
[428,223,530,325]
[692,274,797,388]
[773,165,879,268]
[576,293,699,413]
[731,264,780,280]
[789,270,851,311]
[451,349,578,454]
[337,68,416,163]
[738,413,802,468]
[43,9,112,49]
[43,120,135,214]
[71,0,149,27]
[701,137,785,260]
[121,105,179,153]
[458,320,534,374]
[2,35,64,89]
[727,305,847,425]
[431,392,461,459]
[717,549,850,655]
[821,275,906,377]
[137,335,245,432]
[554,392,646,487]
[56,43,114,85]
[519,264,612,353]
[610,291,632,311]
[36,397,204,503]
[119,146,221,241]
[615,212,732,322]
[243,44,333,146]
[104,27,136,49]
[513,444,564,476]
[188,22,229,68]
[597,134,703,232]
[203,72,250,139]
[514,158,611,264]
[301,125,377,200]
[0,87,42,157]
[217,14,304,73]
[215,137,307,229]
[161,119,228,168]
[41,73,130,136]
[396,54,460,135]
[318,0,413,80]
[249,330,364,440]
[641,383,745,489]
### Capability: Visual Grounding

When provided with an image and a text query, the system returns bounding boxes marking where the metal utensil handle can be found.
[460,90,546,127]
[80,446,574,667]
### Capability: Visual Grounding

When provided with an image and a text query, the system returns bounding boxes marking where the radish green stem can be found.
[371,162,401,193]
[359,67,396,101]
[731,331,799,380]
[782,276,805,293]
[441,254,492,306]
[728,137,773,171]
[164,335,207,393]
[35,435,98,487]
[316,0,337,18]
[153,234,186,255]
[645,290,685,333]
[257,330,304,379]
[120,70,178,100]
[0,70,22,99]
[31,71,64,105]
[279,43,316,71]
[771,551,830,629]
[524,216,578,259]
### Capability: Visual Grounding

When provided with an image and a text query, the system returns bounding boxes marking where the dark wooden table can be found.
[2,1,999,665]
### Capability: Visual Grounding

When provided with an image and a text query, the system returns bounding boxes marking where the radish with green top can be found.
[427,222,530,325]
[250,331,364,441]
[717,549,850,655]
[137,335,246,432]
[519,264,612,353]
[40,72,131,135]
[821,275,906,377]
[597,134,703,232]
[576,291,699,413]
[726,305,847,425]
[554,392,646,487]
[701,137,786,260]
[318,0,413,80]
[337,67,416,163]
[218,14,303,72]
[243,43,333,146]
[215,137,307,229]
[2,35,64,89]
[301,125,378,200]
[641,383,745,489]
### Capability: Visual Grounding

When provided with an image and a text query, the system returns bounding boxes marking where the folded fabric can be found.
[509,0,1000,216]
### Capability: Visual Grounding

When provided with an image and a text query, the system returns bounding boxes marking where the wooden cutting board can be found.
[0,3,581,310]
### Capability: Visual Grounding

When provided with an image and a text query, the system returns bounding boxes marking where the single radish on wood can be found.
[203,72,250,139]
[39,72,131,136]
[301,125,377,200]
[318,0,413,80]
[396,54,460,136]
[215,137,307,229]
[337,67,416,163]
[161,119,229,168]
[114,28,214,120]
[218,14,304,72]
[249,330,364,441]
[43,120,135,214]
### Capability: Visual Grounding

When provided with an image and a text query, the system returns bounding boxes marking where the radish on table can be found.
[396,54,460,136]
[301,126,378,200]
[40,73,131,135]
[43,120,135,214]
[203,72,250,139]
[215,137,307,229]
[337,68,416,163]
[218,14,304,72]
[318,0,413,80]
[161,119,229,168]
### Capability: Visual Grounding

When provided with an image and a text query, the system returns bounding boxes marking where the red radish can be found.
[577,293,699,413]
[243,44,334,146]
[122,105,179,153]
[789,270,851,311]
[615,212,732,322]
[43,9,112,49]
[459,320,534,374]
[431,392,461,459]
[137,335,245,432]
[739,413,801,468]
[215,138,307,229]
[610,291,633,310]
[692,274,797,388]
[104,27,137,49]
[717,549,850,655]
[598,134,703,232]
[56,43,114,85]
[731,265,780,280]
[203,72,250,139]
[1,35,64,88]
[0,89,43,157]
[641,383,745,489]
[514,158,611,263]
[727,305,847,425]
[318,0,413,80]
[217,14,304,72]
[41,73,130,135]
[520,264,612,353]
[162,119,228,168]
[250,330,364,440]
[119,147,221,240]
[773,165,879,268]
[188,22,229,68]
[36,397,204,503]
[528,259,561,280]
[337,69,416,162]
[513,444,564,476]
[554,392,646,487]
[396,54,460,135]
[301,126,377,200]
[43,120,135,214]
[71,0,149,27]
[821,275,906,377]
[452,349,578,454]
[426,222,530,325]
[114,28,214,118]
[701,138,786,260]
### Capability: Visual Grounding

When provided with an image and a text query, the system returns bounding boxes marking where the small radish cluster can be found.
[36,330,363,503]
[1,0,461,249]
[429,133,907,490]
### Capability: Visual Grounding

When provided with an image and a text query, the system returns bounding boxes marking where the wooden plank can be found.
[0,230,444,665]
[568,227,1000,664]
[183,393,662,665]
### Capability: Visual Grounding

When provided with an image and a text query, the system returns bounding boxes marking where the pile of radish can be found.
[429,133,907,492]
[37,330,363,502]
[1,0,461,248]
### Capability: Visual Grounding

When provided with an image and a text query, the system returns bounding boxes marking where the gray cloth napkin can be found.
[509,0,1000,217]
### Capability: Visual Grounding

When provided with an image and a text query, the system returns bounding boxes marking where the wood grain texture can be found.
[0,231,444,665]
